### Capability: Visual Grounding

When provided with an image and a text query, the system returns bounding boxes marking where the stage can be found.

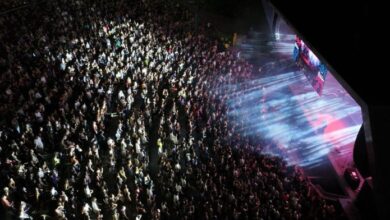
[216,30,365,218]
[216,49,363,218]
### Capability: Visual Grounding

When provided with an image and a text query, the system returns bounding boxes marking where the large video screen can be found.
[293,36,328,95]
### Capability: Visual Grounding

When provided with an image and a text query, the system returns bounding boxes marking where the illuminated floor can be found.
[221,33,363,170]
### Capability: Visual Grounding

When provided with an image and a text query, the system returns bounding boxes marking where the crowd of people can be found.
[0,0,33,13]
[0,0,339,219]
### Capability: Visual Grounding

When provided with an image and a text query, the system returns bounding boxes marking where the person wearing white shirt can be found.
[173,194,179,205]
[135,138,141,154]
[84,185,93,198]
[19,201,31,219]
[82,202,91,220]
[91,197,101,216]
[51,187,58,200]
[175,162,181,172]
[120,206,129,220]
[175,184,182,193]
[135,214,142,220]
[55,203,66,220]
[34,136,44,151]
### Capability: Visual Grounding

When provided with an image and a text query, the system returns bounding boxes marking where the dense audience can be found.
[0,0,32,12]
[0,0,338,219]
